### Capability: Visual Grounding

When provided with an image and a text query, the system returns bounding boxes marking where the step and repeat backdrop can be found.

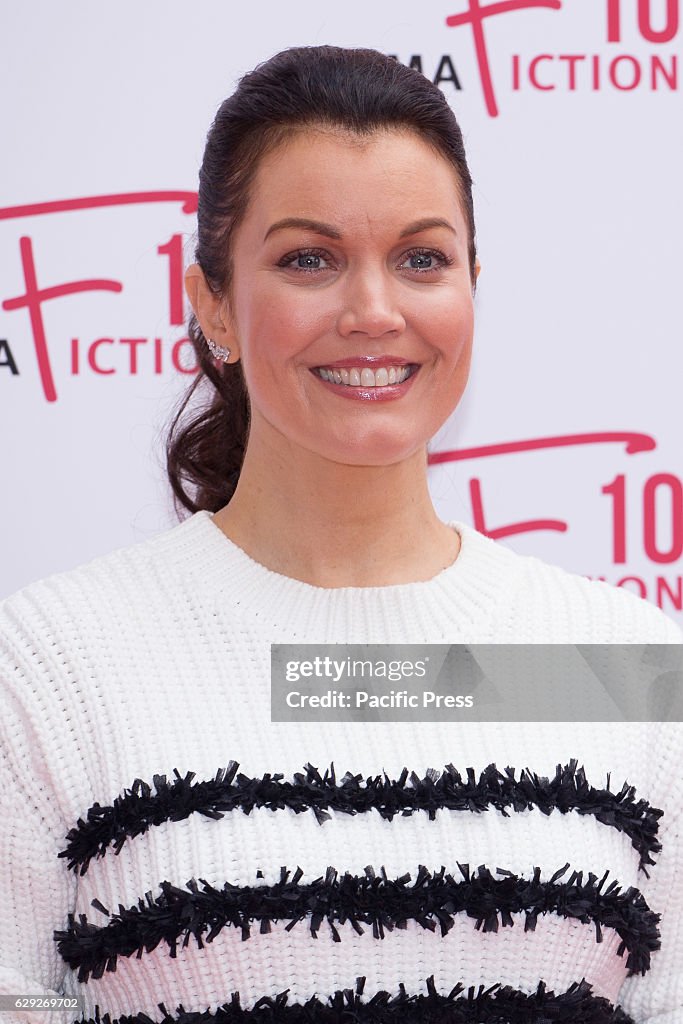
[2,0,682,617]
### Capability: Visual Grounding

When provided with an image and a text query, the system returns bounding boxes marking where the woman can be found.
[0,46,681,1024]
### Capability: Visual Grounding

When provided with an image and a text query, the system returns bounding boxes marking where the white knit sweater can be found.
[1,510,682,1024]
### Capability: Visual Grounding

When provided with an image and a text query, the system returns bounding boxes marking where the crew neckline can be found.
[205,511,467,593]
[160,510,522,641]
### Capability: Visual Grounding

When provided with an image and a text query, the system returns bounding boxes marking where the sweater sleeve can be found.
[0,605,79,1024]
[616,723,683,1022]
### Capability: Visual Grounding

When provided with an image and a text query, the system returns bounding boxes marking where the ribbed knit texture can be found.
[1,511,682,1024]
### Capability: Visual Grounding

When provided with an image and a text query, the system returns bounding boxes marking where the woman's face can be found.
[212,127,475,468]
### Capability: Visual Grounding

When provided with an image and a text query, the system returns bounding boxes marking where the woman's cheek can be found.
[414,295,473,357]
[261,289,333,347]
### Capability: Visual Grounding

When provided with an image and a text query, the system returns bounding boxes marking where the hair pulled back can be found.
[166,45,477,516]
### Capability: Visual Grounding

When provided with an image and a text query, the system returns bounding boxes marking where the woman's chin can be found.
[317,437,429,469]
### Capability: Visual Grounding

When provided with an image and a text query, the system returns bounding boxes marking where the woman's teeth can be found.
[316,366,413,387]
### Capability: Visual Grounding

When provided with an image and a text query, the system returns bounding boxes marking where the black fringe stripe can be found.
[54,862,660,984]
[57,759,662,876]
[71,976,635,1024]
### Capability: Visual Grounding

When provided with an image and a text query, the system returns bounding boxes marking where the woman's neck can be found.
[212,442,460,589]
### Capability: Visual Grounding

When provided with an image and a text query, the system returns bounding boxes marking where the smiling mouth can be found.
[314,364,419,387]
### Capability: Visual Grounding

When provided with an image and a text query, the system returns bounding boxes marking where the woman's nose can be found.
[336,267,407,339]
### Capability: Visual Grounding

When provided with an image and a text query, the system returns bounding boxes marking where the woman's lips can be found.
[310,364,420,401]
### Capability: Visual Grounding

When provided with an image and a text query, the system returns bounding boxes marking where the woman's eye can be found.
[400,248,452,272]
[278,249,333,272]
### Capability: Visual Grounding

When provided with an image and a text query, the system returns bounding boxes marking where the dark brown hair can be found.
[166,44,477,516]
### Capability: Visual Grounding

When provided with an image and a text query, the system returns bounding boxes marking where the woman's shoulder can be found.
[0,513,207,642]
[454,521,683,643]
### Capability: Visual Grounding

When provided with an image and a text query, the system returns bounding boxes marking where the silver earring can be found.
[206,337,232,363]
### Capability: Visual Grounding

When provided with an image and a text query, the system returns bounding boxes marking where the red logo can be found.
[0,192,197,401]
[446,0,679,114]
[446,0,562,116]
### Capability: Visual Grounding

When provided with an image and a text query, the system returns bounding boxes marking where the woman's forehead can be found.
[243,127,469,238]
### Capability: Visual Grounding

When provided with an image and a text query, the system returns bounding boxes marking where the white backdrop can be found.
[1,0,682,620]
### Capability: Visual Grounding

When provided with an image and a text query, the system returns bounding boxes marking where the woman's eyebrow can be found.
[399,217,457,238]
[264,218,342,241]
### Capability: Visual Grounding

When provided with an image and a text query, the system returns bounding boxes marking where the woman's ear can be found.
[474,257,482,282]
[185,264,240,361]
